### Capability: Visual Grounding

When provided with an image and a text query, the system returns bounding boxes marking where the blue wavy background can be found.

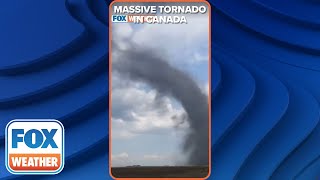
[0,0,109,179]
[212,0,320,179]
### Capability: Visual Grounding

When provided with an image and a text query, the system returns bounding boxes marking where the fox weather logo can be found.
[5,119,65,174]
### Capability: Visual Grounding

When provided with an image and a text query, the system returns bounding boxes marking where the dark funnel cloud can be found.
[113,47,209,165]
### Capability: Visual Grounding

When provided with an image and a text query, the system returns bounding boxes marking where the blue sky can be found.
[111,11,209,167]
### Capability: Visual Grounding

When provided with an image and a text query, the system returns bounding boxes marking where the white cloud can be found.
[111,82,189,140]
[111,152,184,166]
[112,23,134,50]
[202,82,209,96]
[141,153,187,166]
[111,15,209,133]
[111,152,130,167]
[112,152,129,159]
[112,14,209,65]
[112,118,136,139]
[193,52,209,63]
[143,154,163,159]
[130,15,209,65]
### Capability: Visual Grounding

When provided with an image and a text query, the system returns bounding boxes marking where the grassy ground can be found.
[111,166,209,178]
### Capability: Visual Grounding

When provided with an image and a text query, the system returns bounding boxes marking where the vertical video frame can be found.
[109,0,211,178]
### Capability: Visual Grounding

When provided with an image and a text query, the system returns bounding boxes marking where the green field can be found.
[111,166,209,178]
